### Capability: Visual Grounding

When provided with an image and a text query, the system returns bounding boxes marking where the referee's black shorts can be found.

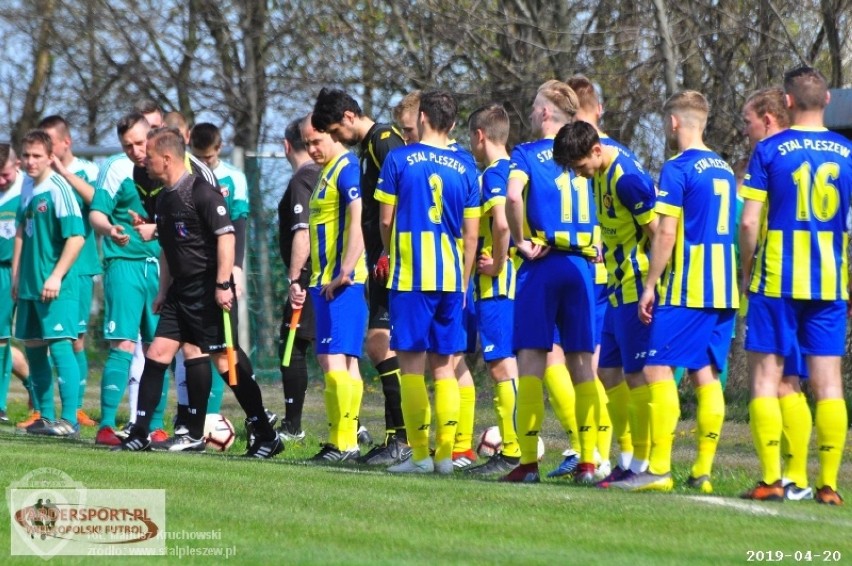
[155,276,239,354]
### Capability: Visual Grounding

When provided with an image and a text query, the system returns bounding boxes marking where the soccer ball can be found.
[476,426,502,457]
[204,414,235,452]
[475,425,545,461]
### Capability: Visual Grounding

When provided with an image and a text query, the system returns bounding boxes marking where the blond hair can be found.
[537,80,579,123]
[393,90,421,124]
[663,90,709,129]
[745,87,791,129]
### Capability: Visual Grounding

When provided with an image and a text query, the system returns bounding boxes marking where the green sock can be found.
[206,360,225,414]
[150,370,170,430]
[0,342,11,411]
[50,340,81,424]
[26,345,55,421]
[75,348,88,409]
[100,349,132,428]
[22,377,38,412]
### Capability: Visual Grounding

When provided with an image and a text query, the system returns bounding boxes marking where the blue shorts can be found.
[310,284,367,357]
[646,306,736,371]
[599,303,651,374]
[745,294,846,357]
[593,282,608,347]
[389,290,465,355]
[513,252,595,353]
[783,342,809,379]
[476,296,514,362]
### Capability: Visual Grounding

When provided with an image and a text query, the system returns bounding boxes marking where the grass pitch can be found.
[1,380,850,565]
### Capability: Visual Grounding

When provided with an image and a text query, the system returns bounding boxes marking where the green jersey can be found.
[16,172,84,300]
[212,160,249,220]
[90,153,160,261]
[68,156,101,275]
[0,174,22,264]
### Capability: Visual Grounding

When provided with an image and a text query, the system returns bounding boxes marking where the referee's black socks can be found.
[280,337,309,432]
[220,348,275,441]
[184,356,213,439]
[133,359,170,437]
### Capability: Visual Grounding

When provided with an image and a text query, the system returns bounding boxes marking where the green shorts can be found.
[15,297,79,341]
[103,258,160,343]
[0,264,12,339]
[77,273,95,335]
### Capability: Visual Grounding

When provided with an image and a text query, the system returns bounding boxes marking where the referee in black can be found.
[276,116,320,441]
[119,127,281,458]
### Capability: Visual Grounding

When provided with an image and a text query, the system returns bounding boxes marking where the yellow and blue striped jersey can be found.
[742,126,852,300]
[656,149,739,309]
[375,142,480,292]
[309,151,367,287]
[593,150,656,306]
[475,158,515,300]
[509,138,596,257]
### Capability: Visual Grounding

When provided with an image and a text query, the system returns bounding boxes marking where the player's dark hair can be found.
[783,66,828,111]
[745,87,791,129]
[311,87,363,132]
[0,143,10,166]
[116,112,149,138]
[565,75,600,114]
[552,121,600,169]
[37,115,70,137]
[190,122,222,150]
[419,90,456,133]
[147,126,185,159]
[284,117,307,152]
[21,129,53,154]
[133,99,161,115]
[468,103,510,144]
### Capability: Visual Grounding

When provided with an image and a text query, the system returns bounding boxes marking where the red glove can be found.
[373,253,389,284]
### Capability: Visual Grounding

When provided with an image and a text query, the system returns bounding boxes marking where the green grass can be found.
[1,380,851,565]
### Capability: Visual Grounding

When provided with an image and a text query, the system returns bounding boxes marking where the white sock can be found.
[127,338,145,422]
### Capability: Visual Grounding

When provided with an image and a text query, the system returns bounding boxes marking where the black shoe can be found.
[276,421,306,442]
[310,443,359,463]
[357,435,412,465]
[244,434,283,459]
[26,418,79,438]
[246,411,278,445]
[153,435,205,452]
[357,426,373,447]
[466,452,520,475]
[0,409,10,424]
[113,436,152,452]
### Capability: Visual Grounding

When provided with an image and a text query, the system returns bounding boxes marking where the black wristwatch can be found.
[215,280,231,290]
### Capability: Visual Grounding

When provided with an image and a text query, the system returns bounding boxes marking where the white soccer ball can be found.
[476,425,502,457]
[204,414,235,452]
[476,425,545,461]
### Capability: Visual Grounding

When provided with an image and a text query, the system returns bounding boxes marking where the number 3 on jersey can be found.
[428,174,443,224]
[793,162,840,222]
[556,172,591,223]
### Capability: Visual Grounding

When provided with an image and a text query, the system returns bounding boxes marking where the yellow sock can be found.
[516,376,544,465]
[324,370,351,449]
[628,384,651,470]
[494,379,520,458]
[749,397,782,485]
[434,378,460,462]
[691,380,725,478]
[454,384,476,454]
[605,381,633,465]
[648,379,680,475]
[574,380,600,465]
[596,380,613,464]
[779,392,812,487]
[347,376,364,451]
[400,374,431,460]
[815,399,847,490]
[543,364,577,442]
